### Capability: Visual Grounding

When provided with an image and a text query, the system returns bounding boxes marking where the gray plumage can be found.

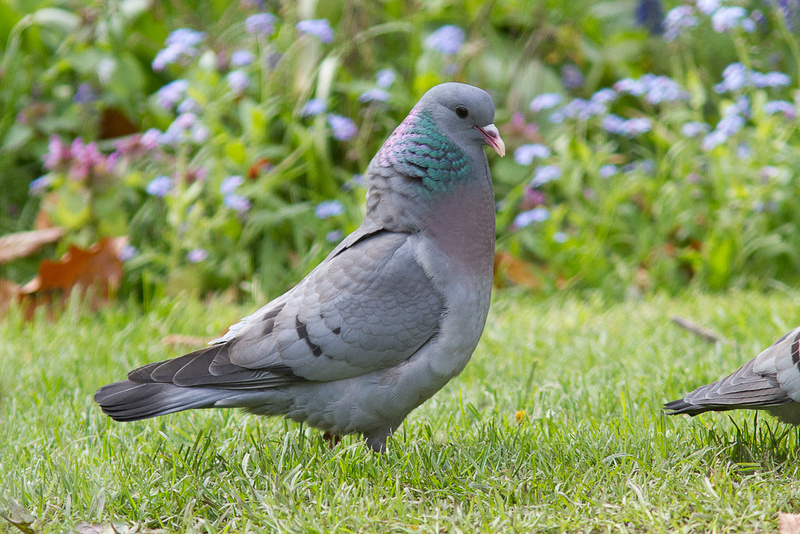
[94,82,506,452]
[665,326,800,424]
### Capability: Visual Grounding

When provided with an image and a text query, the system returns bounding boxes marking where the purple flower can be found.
[561,64,585,89]
[358,88,391,103]
[221,175,244,194]
[513,144,551,165]
[187,248,208,263]
[753,71,791,88]
[697,0,720,15]
[342,173,365,191]
[531,165,562,187]
[227,70,250,93]
[118,244,138,262]
[599,164,618,178]
[514,208,550,228]
[245,13,276,36]
[712,7,752,32]
[74,83,97,104]
[325,230,343,243]
[764,100,796,118]
[615,74,688,104]
[614,78,646,95]
[552,231,568,243]
[146,175,173,197]
[714,63,748,93]
[522,186,545,208]
[376,69,396,89]
[43,135,70,170]
[425,25,465,55]
[28,175,52,196]
[529,93,562,112]
[680,121,709,137]
[301,99,327,117]
[663,6,698,41]
[327,114,358,141]
[737,142,752,159]
[141,128,161,150]
[296,19,334,43]
[315,200,345,219]
[717,114,744,136]
[231,49,255,67]
[224,194,252,213]
[156,80,189,110]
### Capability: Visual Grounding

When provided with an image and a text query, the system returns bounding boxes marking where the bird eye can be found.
[455,105,468,118]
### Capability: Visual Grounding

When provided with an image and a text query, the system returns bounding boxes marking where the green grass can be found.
[3,289,800,533]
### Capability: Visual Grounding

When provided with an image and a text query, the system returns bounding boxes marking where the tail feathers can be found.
[94,380,231,422]
[665,359,791,417]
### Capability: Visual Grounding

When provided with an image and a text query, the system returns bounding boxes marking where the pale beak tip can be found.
[477,123,506,157]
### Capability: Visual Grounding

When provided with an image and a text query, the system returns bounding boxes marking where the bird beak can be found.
[475,124,506,157]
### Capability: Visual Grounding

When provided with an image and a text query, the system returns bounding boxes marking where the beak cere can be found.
[475,124,506,157]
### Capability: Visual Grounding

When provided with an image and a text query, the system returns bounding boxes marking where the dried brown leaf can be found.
[493,251,540,290]
[0,227,64,263]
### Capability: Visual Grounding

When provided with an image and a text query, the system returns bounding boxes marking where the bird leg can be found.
[322,431,341,448]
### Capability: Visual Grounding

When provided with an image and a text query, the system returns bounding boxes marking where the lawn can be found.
[2,288,800,533]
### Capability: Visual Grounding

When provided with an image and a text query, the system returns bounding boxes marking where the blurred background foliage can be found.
[1,0,799,302]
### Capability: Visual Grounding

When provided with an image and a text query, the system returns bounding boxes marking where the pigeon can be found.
[665,326,800,424]
[94,82,506,452]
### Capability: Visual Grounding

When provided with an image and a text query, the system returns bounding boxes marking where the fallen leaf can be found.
[0,501,36,534]
[780,513,800,534]
[493,251,540,289]
[72,522,168,534]
[20,236,127,318]
[0,279,22,315]
[98,107,139,139]
[0,227,64,263]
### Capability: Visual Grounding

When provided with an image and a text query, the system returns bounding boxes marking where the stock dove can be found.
[95,82,506,452]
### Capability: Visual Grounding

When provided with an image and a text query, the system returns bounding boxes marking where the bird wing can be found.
[127,227,444,389]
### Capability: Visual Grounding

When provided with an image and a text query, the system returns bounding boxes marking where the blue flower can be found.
[701,130,727,151]
[166,28,206,48]
[376,69,396,89]
[187,248,208,263]
[315,200,345,219]
[680,121,710,137]
[224,194,252,213]
[358,88,391,103]
[296,19,334,43]
[156,80,189,110]
[513,144,551,165]
[697,0,720,15]
[552,231,568,243]
[615,74,688,104]
[118,244,138,262]
[425,25,465,55]
[74,83,97,104]
[712,7,753,32]
[531,165,562,187]
[663,5,698,41]
[591,88,617,104]
[141,128,161,149]
[146,175,173,197]
[301,99,327,117]
[559,98,607,120]
[220,175,244,195]
[602,115,652,137]
[152,28,205,71]
[246,13,276,36]
[231,49,255,67]
[561,65,585,89]
[529,93,562,112]
[753,72,791,88]
[28,175,52,196]
[764,100,796,118]
[227,70,250,93]
[327,114,358,141]
[325,230,343,243]
[599,164,618,178]
[717,114,744,136]
[514,208,550,228]
[177,98,200,114]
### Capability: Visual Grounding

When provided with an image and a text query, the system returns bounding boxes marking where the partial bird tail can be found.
[94,380,231,422]
[663,397,715,416]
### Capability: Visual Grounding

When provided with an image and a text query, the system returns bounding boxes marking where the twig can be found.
[671,315,725,344]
